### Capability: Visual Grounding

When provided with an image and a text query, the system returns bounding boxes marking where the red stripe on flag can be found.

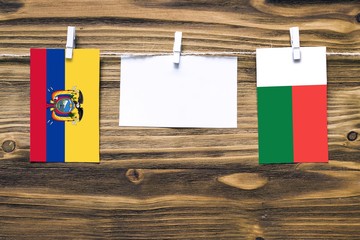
[30,49,47,162]
[292,85,328,163]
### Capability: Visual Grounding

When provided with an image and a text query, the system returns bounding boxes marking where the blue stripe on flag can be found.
[46,49,65,162]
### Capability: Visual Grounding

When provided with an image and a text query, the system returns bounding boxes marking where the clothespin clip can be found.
[173,31,182,64]
[290,27,301,61]
[65,26,76,59]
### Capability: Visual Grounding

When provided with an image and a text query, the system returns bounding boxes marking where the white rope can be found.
[0,53,31,57]
[0,51,360,58]
[325,52,360,56]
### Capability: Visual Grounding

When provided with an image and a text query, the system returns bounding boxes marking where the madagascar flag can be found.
[256,47,328,164]
[30,49,100,163]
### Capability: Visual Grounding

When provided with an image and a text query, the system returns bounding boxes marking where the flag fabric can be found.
[30,49,100,163]
[256,47,328,164]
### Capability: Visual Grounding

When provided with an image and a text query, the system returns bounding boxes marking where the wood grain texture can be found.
[0,0,360,239]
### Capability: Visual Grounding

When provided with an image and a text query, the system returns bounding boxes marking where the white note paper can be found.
[119,56,237,128]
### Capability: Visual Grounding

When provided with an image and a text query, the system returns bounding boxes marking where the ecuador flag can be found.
[256,47,328,164]
[30,49,100,163]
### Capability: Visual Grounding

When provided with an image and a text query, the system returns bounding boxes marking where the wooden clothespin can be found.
[173,31,182,64]
[290,27,301,61]
[65,26,76,59]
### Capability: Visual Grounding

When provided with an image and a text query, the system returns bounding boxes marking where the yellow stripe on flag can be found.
[65,49,100,162]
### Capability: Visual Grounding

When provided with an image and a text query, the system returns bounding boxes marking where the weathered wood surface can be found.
[0,0,360,239]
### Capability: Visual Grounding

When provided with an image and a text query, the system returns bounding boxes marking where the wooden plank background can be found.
[0,0,360,239]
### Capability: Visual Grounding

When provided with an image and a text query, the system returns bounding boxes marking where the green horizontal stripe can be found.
[257,86,294,164]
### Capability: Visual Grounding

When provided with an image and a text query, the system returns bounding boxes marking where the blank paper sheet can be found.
[119,55,237,128]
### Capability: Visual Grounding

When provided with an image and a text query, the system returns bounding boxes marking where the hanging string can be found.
[0,51,360,58]
[101,51,257,57]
